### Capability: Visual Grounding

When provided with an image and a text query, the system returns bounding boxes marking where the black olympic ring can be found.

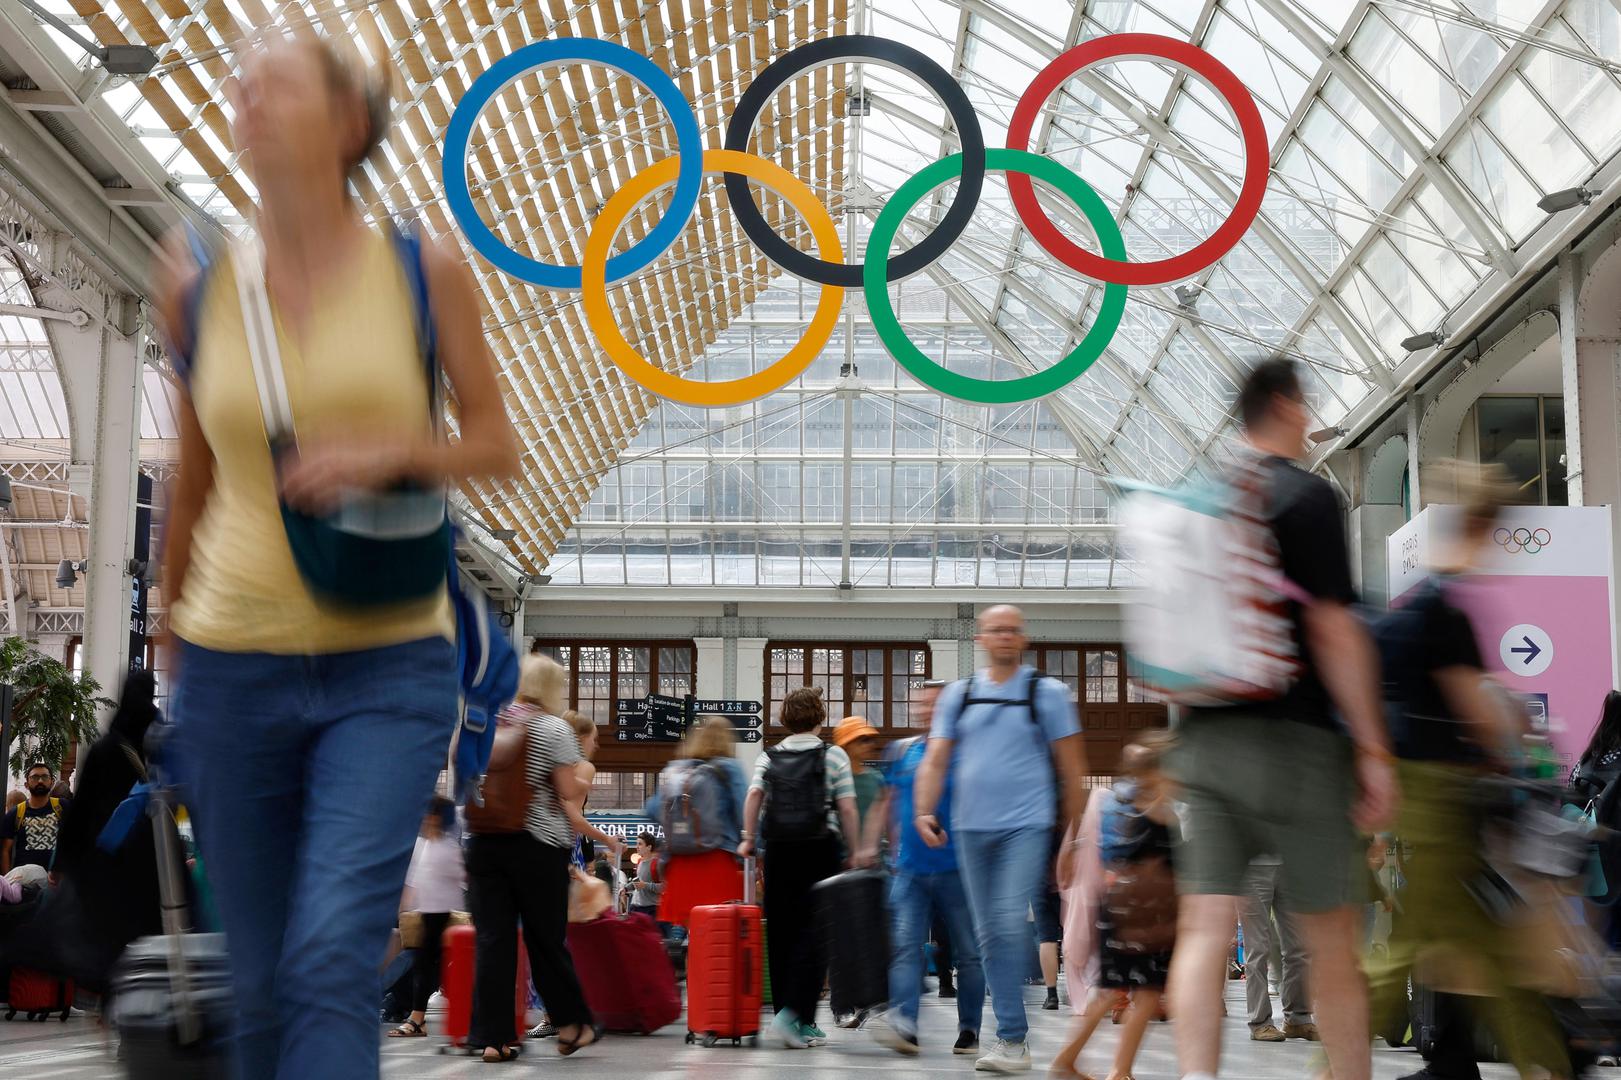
[723,35,987,288]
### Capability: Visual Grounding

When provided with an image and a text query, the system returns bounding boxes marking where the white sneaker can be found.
[770,1009,807,1050]
[975,1038,1032,1073]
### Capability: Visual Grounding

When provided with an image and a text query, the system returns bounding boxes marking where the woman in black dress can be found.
[1052,732,1178,1080]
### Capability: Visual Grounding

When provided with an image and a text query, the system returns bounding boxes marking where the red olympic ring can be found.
[1005,34,1269,286]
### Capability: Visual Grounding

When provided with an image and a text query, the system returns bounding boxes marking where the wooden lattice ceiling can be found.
[65,0,850,573]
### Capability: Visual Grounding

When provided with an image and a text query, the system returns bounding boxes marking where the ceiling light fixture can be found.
[1537,186,1596,214]
[17,0,158,74]
[1401,329,1446,352]
[1174,284,1202,311]
[1308,425,1347,445]
[54,559,85,589]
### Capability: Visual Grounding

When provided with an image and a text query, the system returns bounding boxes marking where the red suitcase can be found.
[686,857,763,1047]
[566,912,680,1034]
[5,968,73,1022]
[439,923,529,1051]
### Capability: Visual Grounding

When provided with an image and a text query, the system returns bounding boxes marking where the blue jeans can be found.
[888,868,985,1038]
[955,827,1052,1043]
[172,637,457,1080]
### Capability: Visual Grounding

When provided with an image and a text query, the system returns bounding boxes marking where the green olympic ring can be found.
[864,149,1128,404]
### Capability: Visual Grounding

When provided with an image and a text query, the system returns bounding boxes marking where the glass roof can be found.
[546,0,1621,587]
[24,0,1621,588]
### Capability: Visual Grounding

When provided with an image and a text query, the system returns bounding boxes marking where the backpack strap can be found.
[171,224,219,385]
[385,223,441,417]
[13,801,21,829]
[816,741,831,808]
[49,797,61,817]
[1022,667,1045,726]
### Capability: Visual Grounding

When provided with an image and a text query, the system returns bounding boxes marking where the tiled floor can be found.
[0,978,1553,1078]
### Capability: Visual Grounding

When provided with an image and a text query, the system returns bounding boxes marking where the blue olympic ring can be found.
[442,39,705,290]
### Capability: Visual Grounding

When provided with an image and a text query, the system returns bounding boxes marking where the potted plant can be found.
[0,636,110,781]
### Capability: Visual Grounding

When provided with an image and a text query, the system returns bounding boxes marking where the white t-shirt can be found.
[406,835,466,914]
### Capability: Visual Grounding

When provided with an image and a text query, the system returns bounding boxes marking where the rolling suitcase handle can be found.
[743,855,755,907]
[149,787,201,1046]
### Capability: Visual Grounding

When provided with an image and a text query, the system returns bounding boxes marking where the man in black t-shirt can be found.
[1165,358,1396,1080]
[1366,465,1569,1080]
[1,762,70,875]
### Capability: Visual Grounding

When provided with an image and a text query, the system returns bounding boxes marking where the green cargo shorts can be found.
[1166,713,1359,914]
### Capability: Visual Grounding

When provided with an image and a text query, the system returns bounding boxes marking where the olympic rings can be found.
[581,149,844,407]
[723,36,986,289]
[1494,526,1552,555]
[443,39,705,290]
[866,149,1127,404]
[1006,34,1268,286]
[444,33,1270,406]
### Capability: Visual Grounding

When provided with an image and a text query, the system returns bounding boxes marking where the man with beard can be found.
[1,763,69,875]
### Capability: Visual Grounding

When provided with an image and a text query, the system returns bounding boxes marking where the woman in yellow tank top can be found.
[154,32,517,1080]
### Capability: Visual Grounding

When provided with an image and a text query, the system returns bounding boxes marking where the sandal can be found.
[481,1044,521,1063]
[557,1024,601,1056]
[387,1018,426,1038]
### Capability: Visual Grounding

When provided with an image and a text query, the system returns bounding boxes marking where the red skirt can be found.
[657,850,744,926]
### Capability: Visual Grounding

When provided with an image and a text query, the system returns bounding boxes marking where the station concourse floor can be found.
[0,977,1534,1079]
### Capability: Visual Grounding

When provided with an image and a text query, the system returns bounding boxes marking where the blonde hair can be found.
[517,655,567,713]
[242,28,393,180]
[1121,728,1176,778]
[680,716,737,761]
[563,710,594,739]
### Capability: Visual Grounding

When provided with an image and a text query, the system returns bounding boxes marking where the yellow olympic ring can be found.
[581,149,844,407]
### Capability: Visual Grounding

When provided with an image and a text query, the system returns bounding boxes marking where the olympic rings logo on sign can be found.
[443,34,1267,407]
[1494,527,1552,555]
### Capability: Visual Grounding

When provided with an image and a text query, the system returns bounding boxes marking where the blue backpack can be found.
[176,225,517,798]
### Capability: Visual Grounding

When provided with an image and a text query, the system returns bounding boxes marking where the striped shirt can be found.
[505,702,582,848]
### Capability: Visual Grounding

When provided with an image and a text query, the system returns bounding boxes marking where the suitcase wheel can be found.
[3,1008,13,1021]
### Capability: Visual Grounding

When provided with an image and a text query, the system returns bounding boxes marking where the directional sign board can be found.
[614,694,690,742]
[694,699,762,715]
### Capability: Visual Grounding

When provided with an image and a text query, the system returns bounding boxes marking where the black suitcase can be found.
[813,868,889,1016]
[107,777,233,1077]
[111,933,233,1078]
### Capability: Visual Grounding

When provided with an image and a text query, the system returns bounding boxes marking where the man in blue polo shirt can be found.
[913,605,1088,1074]
[860,679,985,1058]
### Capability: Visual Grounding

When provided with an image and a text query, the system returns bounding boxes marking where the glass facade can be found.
[529,642,698,726]
[1476,395,1570,506]
[766,643,931,730]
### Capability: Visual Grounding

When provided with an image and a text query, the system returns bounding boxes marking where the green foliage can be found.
[0,636,112,780]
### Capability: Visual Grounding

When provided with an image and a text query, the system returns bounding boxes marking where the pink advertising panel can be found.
[1387,506,1617,769]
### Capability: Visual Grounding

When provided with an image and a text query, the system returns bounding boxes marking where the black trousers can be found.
[932,912,954,976]
[410,912,452,1013]
[466,833,592,1047]
[1426,992,1484,1080]
[762,834,841,1023]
